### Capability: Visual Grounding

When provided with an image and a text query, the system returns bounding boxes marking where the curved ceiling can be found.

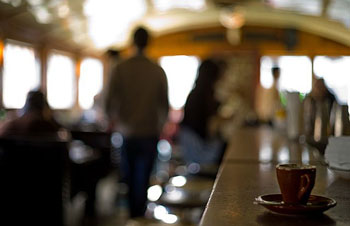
[1,0,350,53]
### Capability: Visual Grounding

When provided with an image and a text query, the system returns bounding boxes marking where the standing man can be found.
[104,27,169,218]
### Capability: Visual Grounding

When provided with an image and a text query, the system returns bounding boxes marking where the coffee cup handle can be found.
[298,174,311,201]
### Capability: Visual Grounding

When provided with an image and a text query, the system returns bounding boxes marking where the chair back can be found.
[70,130,111,150]
[0,137,69,226]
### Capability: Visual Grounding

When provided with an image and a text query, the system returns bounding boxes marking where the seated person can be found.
[179,58,226,166]
[0,90,62,139]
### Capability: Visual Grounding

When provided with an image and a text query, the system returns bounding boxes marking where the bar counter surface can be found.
[200,127,350,226]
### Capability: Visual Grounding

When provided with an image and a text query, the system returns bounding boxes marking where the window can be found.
[47,52,76,109]
[260,56,312,94]
[160,55,199,110]
[78,58,103,109]
[260,56,275,89]
[314,56,350,105]
[2,41,40,109]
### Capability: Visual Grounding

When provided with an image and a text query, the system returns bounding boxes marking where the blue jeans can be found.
[121,136,158,218]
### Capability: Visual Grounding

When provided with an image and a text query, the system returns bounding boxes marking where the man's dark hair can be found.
[23,90,48,113]
[133,27,149,50]
[106,49,120,58]
[195,58,221,89]
[272,66,280,79]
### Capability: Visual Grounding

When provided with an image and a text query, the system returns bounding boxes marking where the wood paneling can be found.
[146,26,350,59]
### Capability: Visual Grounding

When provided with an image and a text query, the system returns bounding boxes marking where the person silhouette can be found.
[104,27,169,218]
[0,90,61,138]
[179,58,226,166]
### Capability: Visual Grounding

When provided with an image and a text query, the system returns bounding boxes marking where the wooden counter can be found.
[200,127,350,226]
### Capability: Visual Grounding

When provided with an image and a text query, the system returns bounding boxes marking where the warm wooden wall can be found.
[146,25,350,59]
[142,25,350,119]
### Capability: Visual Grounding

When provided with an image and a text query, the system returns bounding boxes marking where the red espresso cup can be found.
[276,164,316,205]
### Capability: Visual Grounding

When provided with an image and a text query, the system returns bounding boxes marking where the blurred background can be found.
[1,0,350,225]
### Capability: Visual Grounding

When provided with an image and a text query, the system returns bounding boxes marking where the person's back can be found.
[0,112,59,137]
[180,58,225,165]
[104,27,168,219]
[112,54,168,137]
[0,90,61,138]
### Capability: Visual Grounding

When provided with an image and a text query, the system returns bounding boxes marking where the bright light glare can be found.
[153,0,206,11]
[302,147,310,164]
[278,147,290,163]
[154,205,168,220]
[278,56,312,93]
[47,53,76,109]
[153,205,178,224]
[79,58,103,109]
[157,139,172,155]
[260,56,312,94]
[160,55,199,109]
[3,42,40,109]
[166,189,184,201]
[314,56,350,105]
[162,214,178,224]
[84,0,146,48]
[259,144,273,163]
[260,56,274,89]
[170,176,187,187]
[147,185,163,201]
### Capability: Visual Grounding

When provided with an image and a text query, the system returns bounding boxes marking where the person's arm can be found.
[159,69,169,126]
[103,65,121,130]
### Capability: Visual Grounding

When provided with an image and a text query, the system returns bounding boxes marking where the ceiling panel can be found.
[0,0,349,52]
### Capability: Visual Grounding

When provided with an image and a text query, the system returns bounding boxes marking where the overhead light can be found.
[83,0,147,48]
[220,7,245,29]
[220,7,244,45]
